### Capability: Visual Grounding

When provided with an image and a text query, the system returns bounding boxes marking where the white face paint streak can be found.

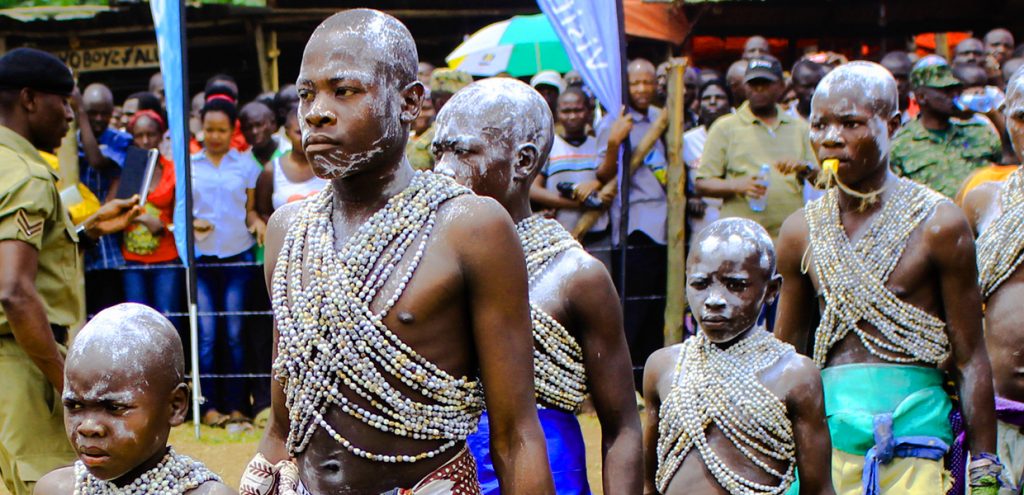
[695,219,775,271]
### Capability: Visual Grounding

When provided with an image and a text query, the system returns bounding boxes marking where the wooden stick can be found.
[664,58,688,346]
[571,109,669,239]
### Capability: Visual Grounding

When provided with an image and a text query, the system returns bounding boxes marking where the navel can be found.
[397,311,415,324]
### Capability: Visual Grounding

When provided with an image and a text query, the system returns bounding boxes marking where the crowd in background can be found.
[67,26,1024,430]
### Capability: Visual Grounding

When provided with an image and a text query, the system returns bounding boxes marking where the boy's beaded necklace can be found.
[977,167,1024,299]
[516,215,587,412]
[656,330,795,495]
[73,448,220,495]
[804,178,950,367]
[271,171,485,462]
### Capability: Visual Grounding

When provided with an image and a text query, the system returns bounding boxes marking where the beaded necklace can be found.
[977,167,1024,299]
[271,171,486,462]
[656,329,795,495]
[516,215,587,412]
[73,448,220,495]
[804,178,949,367]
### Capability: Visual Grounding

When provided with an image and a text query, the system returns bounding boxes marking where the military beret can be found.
[0,48,74,96]
[429,68,473,94]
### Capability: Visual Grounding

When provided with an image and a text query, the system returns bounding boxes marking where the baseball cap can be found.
[0,47,74,96]
[744,57,783,83]
[429,68,473,94]
[530,70,566,94]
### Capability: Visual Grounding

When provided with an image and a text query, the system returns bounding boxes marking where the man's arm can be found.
[256,202,302,463]
[73,92,118,173]
[641,346,676,495]
[595,107,633,183]
[785,355,836,495]
[455,197,554,495]
[254,166,275,223]
[0,240,64,390]
[693,119,764,200]
[567,257,642,495]
[927,203,996,455]
[529,174,582,210]
[959,182,999,235]
[773,211,819,356]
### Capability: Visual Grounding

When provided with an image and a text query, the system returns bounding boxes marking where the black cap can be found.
[0,48,74,96]
[744,57,783,83]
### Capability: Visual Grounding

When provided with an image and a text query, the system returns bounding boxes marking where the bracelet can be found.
[75,224,98,250]
[969,453,1004,489]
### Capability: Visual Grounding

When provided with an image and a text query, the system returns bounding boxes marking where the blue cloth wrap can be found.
[468,408,591,495]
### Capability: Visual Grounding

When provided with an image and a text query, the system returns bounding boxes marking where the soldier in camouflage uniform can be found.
[891,59,1001,197]
[405,68,472,171]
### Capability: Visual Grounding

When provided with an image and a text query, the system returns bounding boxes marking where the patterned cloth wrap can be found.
[240,448,482,495]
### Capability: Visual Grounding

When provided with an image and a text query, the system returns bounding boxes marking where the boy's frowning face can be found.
[686,232,777,344]
[63,349,186,482]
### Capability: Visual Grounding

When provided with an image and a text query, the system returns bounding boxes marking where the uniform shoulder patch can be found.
[16,209,43,238]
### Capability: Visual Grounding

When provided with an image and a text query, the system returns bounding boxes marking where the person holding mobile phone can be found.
[121,110,182,333]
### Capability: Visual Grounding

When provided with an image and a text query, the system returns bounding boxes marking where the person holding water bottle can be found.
[696,56,818,239]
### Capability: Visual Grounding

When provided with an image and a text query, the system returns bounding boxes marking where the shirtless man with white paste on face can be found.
[35,303,234,495]
[432,78,642,495]
[242,9,555,495]
[775,61,999,495]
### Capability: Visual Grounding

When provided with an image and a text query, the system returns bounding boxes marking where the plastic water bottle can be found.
[955,86,1001,113]
[748,164,770,212]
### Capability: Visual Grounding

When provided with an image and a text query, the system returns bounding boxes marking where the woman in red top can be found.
[122,110,183,323]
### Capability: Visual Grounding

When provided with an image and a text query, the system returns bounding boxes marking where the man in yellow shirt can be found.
[696,57,817,238]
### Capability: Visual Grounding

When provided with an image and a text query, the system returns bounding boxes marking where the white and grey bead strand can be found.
[73,448,220,495]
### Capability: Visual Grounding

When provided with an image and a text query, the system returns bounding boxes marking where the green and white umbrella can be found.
[446,13,573,77]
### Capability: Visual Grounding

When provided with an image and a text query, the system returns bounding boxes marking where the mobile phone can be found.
[137,149,159,207]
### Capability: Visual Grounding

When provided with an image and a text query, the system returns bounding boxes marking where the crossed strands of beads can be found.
[516,215,588,412]
[977,167,1024,299]
[74,448,220,495]
[271,171,485,462]
[805,178,950,367]
[656,330,796,495]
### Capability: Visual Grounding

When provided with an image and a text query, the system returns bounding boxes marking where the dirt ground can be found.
[2,412,614,495]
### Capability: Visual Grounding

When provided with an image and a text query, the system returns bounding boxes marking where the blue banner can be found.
[150,0,191,266]
[537,0,622,115]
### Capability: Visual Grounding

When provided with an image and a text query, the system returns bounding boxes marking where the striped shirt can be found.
[541,135,607,233]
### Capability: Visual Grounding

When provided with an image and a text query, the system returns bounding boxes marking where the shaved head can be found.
[240,101,275,122]
[438,77,554,165]
[743,35,770,59]
[83,83,114,135]
[985,28,1015,64]
[813,61,898,119]
[68,303,184,390]
[954,37,986,66]
[628,58,656,78]
[83,83,113,109]
[307,9,418,89]
[690,217,775,274]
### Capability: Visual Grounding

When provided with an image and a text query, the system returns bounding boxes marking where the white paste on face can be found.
[811,62,898,163]
[693,218,775,272]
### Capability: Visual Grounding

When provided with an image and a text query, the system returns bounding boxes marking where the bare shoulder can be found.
[188,479,237,495]
[961,181,1002,232]
[562,247,615,299]
[644,343,683,383]
[921,199,975,254]
[437,194,516,251]
[773,348,823,407]
[777,208,809,263]
[266,199,304,238]
[35,465,75,495]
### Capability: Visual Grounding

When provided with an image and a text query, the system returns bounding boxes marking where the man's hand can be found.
[83,196,144,239]
[134,214,163,235]
[71,86,85,120]
[731,177,766,198]
[608,106,633,147]
[574,179,602,202]
[597,186,616,207]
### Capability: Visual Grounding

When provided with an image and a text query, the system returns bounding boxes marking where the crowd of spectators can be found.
[70,27,1024,422]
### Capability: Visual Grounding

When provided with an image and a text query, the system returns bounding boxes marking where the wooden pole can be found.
[253,21,271,93]
[664,58,687,346]
[571,110,669,239]
[268,30,280,92]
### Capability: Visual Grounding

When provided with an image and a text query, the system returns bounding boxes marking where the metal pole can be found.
[172,0,202,439]
[615,0,632,308]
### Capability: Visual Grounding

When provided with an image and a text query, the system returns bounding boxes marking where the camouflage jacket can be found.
[891,118,1001,198]
[406,125,436,171]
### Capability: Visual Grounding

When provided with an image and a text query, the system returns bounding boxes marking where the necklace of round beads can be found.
[271,171,485,462]
[656,329,795,494]
[977,167,1024,299]
[516,215,587,412]
[73,448,220,495]
[804,178,949,367]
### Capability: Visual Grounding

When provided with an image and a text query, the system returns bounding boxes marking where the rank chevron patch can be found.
[16,210,42,238]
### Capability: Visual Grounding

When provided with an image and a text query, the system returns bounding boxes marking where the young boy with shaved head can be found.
[776,61,1000,494]
[433,77,642,494]
[35,303,234,495]
[242,9,554,495]
[643,218,833,495]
